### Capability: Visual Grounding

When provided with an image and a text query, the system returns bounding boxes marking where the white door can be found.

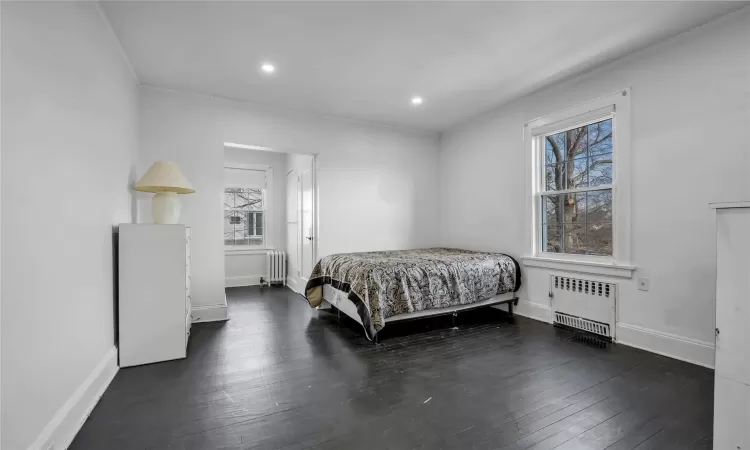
[300,167,314,283]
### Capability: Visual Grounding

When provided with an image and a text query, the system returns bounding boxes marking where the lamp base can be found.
[152,192,181,224]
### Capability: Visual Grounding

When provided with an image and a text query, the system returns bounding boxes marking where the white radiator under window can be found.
[266,251,287,285]
[550,275,616,339]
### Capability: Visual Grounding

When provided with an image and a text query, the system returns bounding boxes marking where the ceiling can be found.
[101,1,745,132]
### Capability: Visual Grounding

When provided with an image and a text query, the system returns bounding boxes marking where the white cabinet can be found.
[711,202,750,449]
[118,224,192,367]
[714,375,750,450]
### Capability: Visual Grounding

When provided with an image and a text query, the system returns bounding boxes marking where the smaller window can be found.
[224,187,265,247]
[246,211,263,238]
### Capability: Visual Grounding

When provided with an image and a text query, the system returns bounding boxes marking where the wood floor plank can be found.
[70,286,714,450]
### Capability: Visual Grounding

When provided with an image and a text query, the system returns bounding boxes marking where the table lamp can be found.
[135,161,195,224]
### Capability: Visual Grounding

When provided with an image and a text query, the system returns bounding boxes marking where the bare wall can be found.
[138,87,440,309]
[438,8,750,366]
[1,2,139,448]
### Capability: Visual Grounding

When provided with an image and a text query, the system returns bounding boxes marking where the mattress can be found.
[305,248,521,339]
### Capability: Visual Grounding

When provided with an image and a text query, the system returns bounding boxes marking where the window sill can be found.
[225,248,275,256]
[522,256,635,279]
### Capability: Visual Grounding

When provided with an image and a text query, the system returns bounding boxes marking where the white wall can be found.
[439,8,750,367]
[138,87,440,309]
[1,3,139,449]
[224,147,287,287]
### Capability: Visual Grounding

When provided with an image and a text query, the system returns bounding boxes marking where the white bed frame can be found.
[319,284,519,341]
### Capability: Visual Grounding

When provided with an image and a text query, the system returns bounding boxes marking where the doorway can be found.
[222,143,318,294]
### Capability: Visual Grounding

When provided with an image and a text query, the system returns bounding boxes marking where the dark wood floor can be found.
[71,286,714,450]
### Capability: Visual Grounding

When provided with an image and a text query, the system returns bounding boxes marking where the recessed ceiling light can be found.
[260,62,276,74]
[411,96,423,106]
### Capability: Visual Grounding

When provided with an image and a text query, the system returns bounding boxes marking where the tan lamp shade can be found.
[135,161,195,194]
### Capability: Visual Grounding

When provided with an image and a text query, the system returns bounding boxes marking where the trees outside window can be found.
[224,187,264,246]
[541,119,613,256]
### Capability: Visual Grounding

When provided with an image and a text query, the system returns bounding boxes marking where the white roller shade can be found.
[224,167,267,188]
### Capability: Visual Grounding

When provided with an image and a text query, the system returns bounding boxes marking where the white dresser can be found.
[118,224,192,367]
[711,202,750,449]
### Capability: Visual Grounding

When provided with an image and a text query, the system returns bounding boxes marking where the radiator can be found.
[265,251,287,285]
[550,275,616,339]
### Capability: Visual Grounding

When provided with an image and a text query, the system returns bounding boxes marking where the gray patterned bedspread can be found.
[304,248,521,339]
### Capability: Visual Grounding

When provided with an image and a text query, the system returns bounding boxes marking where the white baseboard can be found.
[31,346,119,450]
[286,277,302,294]
[514,301,554,324]
[225,274,263,288]
[616,323,715,369]
[512,300,714,368]
[192,300,228,323]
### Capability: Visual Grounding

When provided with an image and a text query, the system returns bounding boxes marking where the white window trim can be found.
[226,248,275,256]
[224,163,275,254]
[523,89,634,277]
[522,256,635,279]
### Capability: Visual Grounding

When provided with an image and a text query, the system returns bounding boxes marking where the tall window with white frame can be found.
[526,90,630,270]
[539,117,613,256]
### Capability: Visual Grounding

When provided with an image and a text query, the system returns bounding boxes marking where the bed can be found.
[304,248,521,340]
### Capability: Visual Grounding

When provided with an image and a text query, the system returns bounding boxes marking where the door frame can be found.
[312,153,319,268]
[298,154,318,284]
[223,142,319,286]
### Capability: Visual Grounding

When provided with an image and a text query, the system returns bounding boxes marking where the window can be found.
[541,118,613,255]
[525,90,632,272]
[224,164,273,251]
[246,211,263,238]
[224,187,265,246]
